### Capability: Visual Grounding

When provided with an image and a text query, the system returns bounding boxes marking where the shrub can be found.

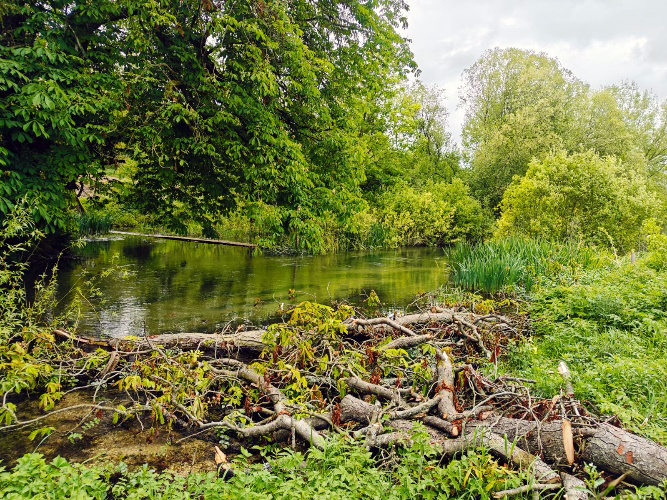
[504,256,667,444]
[378,179,489,247]
[496,149,661,252]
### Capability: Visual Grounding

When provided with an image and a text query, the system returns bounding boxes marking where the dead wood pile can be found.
[34,306,667,495]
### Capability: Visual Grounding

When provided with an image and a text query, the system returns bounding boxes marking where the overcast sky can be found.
[402,0,667,143]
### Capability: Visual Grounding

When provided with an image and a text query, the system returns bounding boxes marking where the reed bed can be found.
[444,237,606,294]
[76,212,113,235]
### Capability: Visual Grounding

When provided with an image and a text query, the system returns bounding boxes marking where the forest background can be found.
[2,0,666,253]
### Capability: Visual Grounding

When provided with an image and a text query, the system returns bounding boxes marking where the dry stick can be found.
[558,361,575,397]
[377,424,560,484]
[392,311,454,326]
[435,348,458,421]
[452,315,492,359]
[558,361,581,417]
[0,404,141,431]
[348,318,417,337]
[390,394,443,420]
[99,351,120,378]
[492,483,561,498]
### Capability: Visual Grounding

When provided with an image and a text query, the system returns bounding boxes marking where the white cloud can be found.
[403,0,667,141]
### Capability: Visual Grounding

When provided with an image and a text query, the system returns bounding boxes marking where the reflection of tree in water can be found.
[56,237,445,338]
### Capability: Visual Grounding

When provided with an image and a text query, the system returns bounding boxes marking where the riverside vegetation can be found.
[2,211,667,498]
[2,0,667,498]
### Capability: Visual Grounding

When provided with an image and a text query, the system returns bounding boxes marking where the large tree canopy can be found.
[461,48,667,214]
[460,47,584,209]
[0,0,415,241]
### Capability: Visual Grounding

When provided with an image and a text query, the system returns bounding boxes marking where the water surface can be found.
[56,236,446,337]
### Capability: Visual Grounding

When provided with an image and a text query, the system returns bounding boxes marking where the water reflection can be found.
[56,236,446,337]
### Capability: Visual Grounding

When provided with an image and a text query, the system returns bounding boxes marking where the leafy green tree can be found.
[460,48,585,209]
[1,0,415,248]
[360,81,459,199]
[0,1,125,232]
[400,82,459,185]
[608,82,667,184]
[378,178,488,247]
[496,150,660,251]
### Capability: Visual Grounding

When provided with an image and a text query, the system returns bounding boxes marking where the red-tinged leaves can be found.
[331,403,341,427]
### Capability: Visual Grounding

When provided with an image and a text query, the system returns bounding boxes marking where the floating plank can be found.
[109,230,257,248]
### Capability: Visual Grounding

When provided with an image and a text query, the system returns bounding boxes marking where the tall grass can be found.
[76,212,113,235]
[444,237,607,294]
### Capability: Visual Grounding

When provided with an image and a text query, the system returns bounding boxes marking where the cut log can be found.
[465,416,573,466]
[389,419,559,483]
[435,349,457,420]
[560,472,589,500]
[581,423,667,486]
[54,329,267,353]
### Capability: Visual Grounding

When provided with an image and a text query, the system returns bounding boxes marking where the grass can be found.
[502,253,667,445]
[444,237,608,294]
[75,212,113,236]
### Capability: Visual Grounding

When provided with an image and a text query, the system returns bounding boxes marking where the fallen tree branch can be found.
[435,348,458,419]
[492,483,561,498]
[381,334,433,351]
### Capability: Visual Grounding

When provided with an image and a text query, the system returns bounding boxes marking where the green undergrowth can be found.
[0,433,530,500]
[3,433,664,500]
[503,254,667,444]
[75,212,113,236]
[445,237,608,294]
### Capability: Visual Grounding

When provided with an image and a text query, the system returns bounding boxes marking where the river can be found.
[55,236,447,337]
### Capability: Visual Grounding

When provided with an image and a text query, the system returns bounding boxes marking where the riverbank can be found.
[3,229,667,498]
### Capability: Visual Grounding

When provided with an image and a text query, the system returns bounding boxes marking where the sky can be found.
[402,0,667,143]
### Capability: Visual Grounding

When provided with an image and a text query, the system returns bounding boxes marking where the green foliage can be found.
[0,454,108,499]
[497,149,661,252]
[0,433,538,500]
[641,218,667,270]
[377,179,488,247]
[0,2,120,233]
[461,48,584,209]
[445,237,608,294]
[504,254,667,444]
[1,0,415,248]
[461,48,667,215]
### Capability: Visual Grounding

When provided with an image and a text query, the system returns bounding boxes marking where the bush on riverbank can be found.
[376,179,489,247]
[496,150,661,253]
[82,178,491,253]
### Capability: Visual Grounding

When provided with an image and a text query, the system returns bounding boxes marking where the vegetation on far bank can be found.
[2,3,667,253]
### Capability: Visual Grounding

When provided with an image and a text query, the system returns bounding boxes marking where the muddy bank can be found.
[0,391,219,475]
